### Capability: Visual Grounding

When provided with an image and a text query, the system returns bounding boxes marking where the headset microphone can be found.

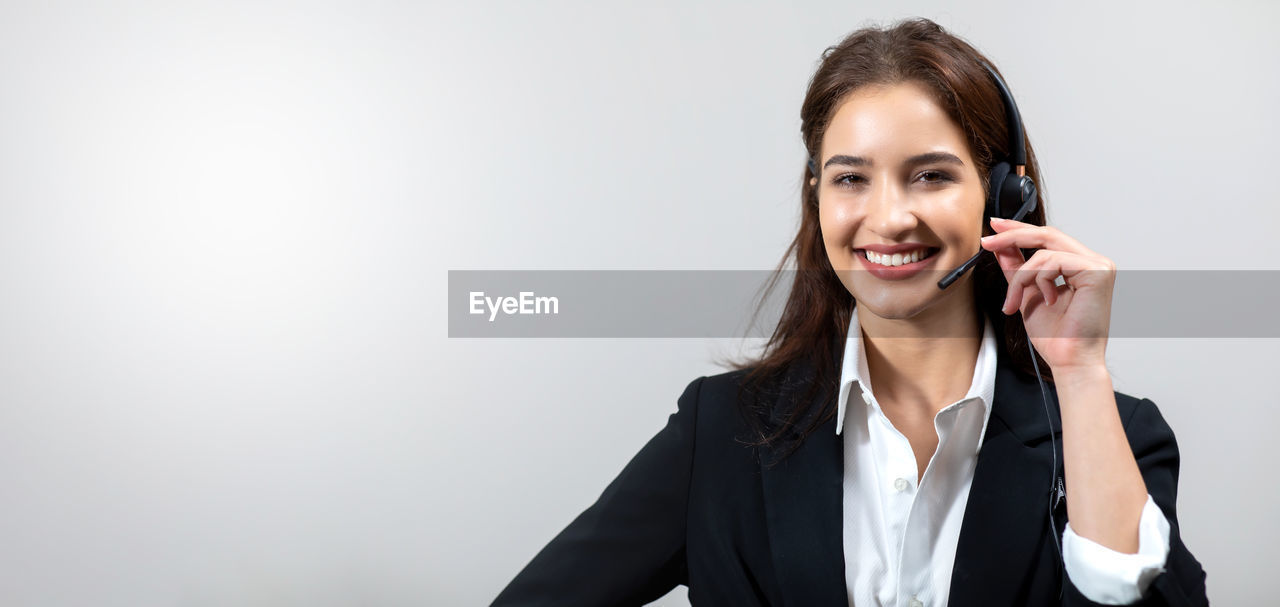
[936,61,1039,290]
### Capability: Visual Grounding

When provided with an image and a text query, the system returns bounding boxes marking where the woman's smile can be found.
[855,245,941,280]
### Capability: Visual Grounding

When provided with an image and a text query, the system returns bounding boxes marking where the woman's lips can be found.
[855,247,940,280]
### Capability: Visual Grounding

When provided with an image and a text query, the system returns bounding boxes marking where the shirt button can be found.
[909,597,924,607]
[894,478,910,492]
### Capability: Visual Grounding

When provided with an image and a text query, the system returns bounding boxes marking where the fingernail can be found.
[980,235,992,243]
[991,217,1006,223]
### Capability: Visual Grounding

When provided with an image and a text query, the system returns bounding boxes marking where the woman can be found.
[492,18,1208,606]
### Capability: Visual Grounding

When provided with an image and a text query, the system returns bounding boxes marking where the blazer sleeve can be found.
[1062,397,1209,607]
[489,376,705,607]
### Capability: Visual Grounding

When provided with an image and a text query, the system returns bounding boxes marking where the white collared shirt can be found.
[838,307,1171,606]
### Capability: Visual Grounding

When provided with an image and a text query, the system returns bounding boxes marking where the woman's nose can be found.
[865,179,917,235]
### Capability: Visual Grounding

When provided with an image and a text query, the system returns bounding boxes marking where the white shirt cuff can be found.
[1062,494,1171,605]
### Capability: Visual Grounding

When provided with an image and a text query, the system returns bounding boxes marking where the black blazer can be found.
[491,348,1209,606]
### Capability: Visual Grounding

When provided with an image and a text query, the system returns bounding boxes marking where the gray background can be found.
[1,1,1275,605]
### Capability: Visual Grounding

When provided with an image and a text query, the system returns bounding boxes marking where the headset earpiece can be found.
[988,161,1038,225]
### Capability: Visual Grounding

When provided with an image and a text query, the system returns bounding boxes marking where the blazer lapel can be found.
[947,353,1063,607]
[758,345,848,607]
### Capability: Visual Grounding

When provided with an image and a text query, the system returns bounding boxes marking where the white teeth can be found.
[865,248,933,267]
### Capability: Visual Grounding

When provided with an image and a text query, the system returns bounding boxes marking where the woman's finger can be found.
[1037,265,1062,307]
[989,232,1026,272]
[1024,250,1067,307]
[991,240,1026,311]
[1003,276,1023,314]
[981,218,1096,257]
[1003,249,1071,312]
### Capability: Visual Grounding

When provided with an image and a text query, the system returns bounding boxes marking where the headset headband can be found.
[980,60,1026,169]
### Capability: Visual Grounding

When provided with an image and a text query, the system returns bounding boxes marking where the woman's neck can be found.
[857,298,984,416]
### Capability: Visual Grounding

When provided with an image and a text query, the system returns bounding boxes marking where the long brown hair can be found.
[727,17,1053,465]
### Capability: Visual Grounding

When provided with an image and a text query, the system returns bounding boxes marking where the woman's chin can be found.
[857,301,928,322]
[850,288,932,319]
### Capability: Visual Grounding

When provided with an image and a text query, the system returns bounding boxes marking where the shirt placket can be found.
[886,402,965,607]
[870,403,921,607]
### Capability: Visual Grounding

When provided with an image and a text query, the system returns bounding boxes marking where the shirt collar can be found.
[835,306,998,441]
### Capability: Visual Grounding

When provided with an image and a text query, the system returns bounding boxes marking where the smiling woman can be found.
[491,17,1208,607]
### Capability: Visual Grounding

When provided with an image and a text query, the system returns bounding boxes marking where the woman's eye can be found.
[832,174,866,188]
[917,170,953,184]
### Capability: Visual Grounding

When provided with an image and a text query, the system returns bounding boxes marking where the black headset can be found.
[937,59,1039,290]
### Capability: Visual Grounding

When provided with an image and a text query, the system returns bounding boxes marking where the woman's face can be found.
[815,80,986,323]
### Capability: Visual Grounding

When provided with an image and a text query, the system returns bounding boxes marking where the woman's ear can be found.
[809,177,817,186]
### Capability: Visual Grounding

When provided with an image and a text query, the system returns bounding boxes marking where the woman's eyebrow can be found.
[822,151,965,170]
[906,151,965,167]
